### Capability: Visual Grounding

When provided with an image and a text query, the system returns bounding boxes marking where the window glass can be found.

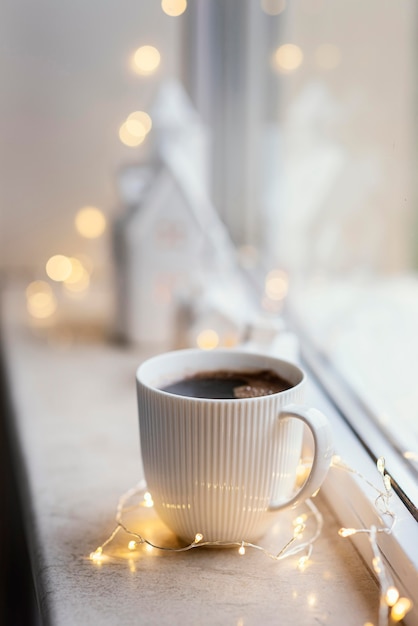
[183,1,418,488]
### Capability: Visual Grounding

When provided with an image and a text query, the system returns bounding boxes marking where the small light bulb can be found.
[372,556,382,574]
[293,514,307,526]
[377,457,385,475]
[293,523,305,538]
[297,556,309,571]
[391,597,412,622]
[238,544,246,556]
[385,586,400,607]
[144,492,154,507]
[128,540,137,551]
[338,528,357,538]
[89,547,103,562]
[194,533,203,543]
[384,474,392,492]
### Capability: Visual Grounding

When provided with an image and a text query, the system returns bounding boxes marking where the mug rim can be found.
[136,348,305,403]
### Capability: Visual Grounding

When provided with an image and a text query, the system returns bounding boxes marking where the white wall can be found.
[0,0,180,276]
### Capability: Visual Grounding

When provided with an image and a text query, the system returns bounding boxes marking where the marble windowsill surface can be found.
[0,286,379,626]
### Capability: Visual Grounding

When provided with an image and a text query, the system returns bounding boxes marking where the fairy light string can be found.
[334,455,413,624]
[89,479,323,566]
[89,456,413,624]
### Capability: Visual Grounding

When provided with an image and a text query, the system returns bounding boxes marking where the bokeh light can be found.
[132,45,161,75]
[119,122,146,147]
[272,44,303,73]
[196,329,219,350]
[75,206,107,239]
[26,281,57,319]
[161,0,187,17]
[127,111,152,135]
[46,255,72,282]
[119,111,152,148]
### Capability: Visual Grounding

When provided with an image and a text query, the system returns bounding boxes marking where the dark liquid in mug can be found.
[161,369,292,399]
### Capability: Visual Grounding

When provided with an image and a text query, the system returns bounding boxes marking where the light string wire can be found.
[89,456,413,624]
[89,478,322,567]
[333,455,413,624]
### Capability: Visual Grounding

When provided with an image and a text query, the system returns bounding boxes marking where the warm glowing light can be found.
[132,45,161,75]
[385,586,400,607]
[128,540,137,551]
[144,492,154,507]
[196,329,219,350]
[307,593,317,608]
[63,257,87,285]
[125,119,147,139]
[294,514,308,526]
[404,451,418,461]
[296,462,310,485]
[194,533,203,544]
[46,255,72,282]
[75,206,107,239]
[298,556,309,571]
[272,44,303,74]
[338,528,357,538]
[377,457,385,475]
[127,111,152,135]
[260,0,286,15]
[119,122,146,147]
[391,597,413,622]
[63,265,90,294]
[89,547,103,562]
[314,44,341,70]
[265,269,288,300]
[161,0,187,17]
[26,290,57,319]
[26,280,52,299]
[372,556,382,574]
[238,544,246,556]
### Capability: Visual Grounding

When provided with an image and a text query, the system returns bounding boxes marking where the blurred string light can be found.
[132,45,161,75]
[75,206,107,239]
[272,44,303,74]
[333,456,413,625]
[89,477,323,568]
[25,280,57,319]
[196,329,220,350]
[119,111,152,147]
[46,255,73,282]
[44,254,91,294]
[161,0,187,17]
[260,0,286,15]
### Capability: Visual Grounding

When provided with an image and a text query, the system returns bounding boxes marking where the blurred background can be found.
[1,0,415,280]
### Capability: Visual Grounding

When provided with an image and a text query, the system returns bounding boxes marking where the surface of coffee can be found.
[161,369,292,399]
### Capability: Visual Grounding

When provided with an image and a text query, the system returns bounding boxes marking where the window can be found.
[182,1,418,618]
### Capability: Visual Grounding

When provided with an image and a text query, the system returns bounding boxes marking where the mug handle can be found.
[268,403,334,511]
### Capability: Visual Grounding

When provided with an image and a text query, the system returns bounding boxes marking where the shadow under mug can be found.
[136,348,333,544]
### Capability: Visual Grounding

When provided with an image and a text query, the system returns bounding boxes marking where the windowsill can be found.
[0,284,406,625]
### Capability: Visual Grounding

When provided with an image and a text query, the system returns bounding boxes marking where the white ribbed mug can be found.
[136,349,333,543]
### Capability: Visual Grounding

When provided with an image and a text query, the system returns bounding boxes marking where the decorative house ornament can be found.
[112,81,256,348]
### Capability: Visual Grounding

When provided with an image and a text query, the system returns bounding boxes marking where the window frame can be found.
[300,338,418,624]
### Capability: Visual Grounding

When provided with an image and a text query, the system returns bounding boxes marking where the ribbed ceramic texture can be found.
[137,382,304,543]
